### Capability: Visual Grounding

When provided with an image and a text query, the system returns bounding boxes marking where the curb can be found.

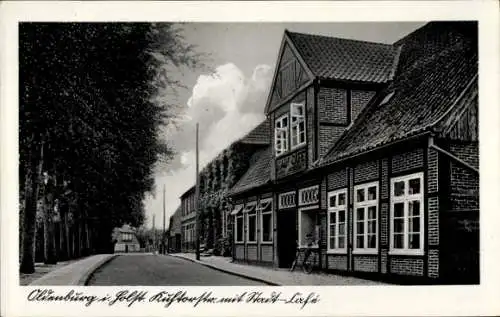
[169,255,281,286]
[80,254,119,285]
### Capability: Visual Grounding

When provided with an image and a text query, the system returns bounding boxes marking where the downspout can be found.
[428,137,479,174]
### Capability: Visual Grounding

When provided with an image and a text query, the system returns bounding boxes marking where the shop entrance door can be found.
[277,209,297,268]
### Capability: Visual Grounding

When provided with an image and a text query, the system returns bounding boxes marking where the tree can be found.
[19,23,203,273]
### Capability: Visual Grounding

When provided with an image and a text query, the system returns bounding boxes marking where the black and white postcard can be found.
[1,1,500,316]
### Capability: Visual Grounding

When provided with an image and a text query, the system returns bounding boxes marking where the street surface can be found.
[87,254,265,286]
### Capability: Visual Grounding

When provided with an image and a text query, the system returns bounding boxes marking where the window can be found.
[353,182,378,253]
[244,202,257,243]
[390,172,424,255]
[275,114,289,156]
[291,103,306,149]
[327,189,347,253]
[122,232,133,242]
[258,198,273,243]
[235,215,244,243]
[298,206,319,248]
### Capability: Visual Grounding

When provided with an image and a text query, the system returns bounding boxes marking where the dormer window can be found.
[291,102,306,149]
[275,114,289,156]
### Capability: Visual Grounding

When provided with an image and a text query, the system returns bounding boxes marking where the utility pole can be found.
[162,184,166,255]
[152,214,156,254]
[195,123,201,261]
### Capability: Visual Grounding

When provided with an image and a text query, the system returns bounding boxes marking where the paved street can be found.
[87,254,265,286]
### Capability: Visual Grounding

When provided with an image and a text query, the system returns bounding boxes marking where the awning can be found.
[242,201,257,213]
[257,198,272,211]
[230,204,243,215]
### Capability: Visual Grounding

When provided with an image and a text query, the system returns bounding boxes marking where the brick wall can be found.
[391,148,424,173]
[428,148,439,193]
[307,86,315,166]
[428,249,439,278]
[319,125,344,157]
[320,178,327,210]
[449,142,478,169]
[449,142,479,211]
[381,249,388,274]
[354,256,378,272]
[327,168,348,190]
[318,87,348,125]
[354,160,379,184]
[327,255,348,270]
[428,196,439,245]
[390,258,424,276]
[351,90,376,122]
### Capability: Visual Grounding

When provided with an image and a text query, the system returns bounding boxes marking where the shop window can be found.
[291,102,306,149]
[327,188,347,253]
[258,198,273,243]
[243,202,257,243]
[298,207,319,248]
[275,114,289,156]
[353,182,378,253]
[390,172,424,255]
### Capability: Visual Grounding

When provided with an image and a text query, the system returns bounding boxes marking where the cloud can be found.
[144,62,273,228]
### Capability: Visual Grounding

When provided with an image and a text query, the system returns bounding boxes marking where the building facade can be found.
[113,224,141,253]
[167,206,182,253]
[228,22,479,284]
[178,120,270,254]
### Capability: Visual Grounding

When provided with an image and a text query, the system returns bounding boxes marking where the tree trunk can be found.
[43,190,57,264]
[20,139,44,274]
[65,212,70,259]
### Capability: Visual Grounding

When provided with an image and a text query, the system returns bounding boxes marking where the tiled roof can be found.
[287,31,399,83]
[318,24,478,166]
[239,118,270,145]
[229,146,272,195]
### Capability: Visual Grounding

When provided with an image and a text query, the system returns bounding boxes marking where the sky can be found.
[143,22,427,230]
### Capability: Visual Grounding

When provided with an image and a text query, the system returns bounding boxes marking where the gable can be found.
[266,39,314,114]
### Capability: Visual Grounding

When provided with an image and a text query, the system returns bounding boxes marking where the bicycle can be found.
[290,241,319,274]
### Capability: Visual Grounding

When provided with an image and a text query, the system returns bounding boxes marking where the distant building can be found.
[167,206,182,253]
[113,224,141,253]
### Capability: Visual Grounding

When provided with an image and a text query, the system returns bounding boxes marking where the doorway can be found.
[277,209,297,268]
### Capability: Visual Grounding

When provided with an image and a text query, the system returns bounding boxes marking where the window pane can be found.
[409,217,420,233]
[338,193,346,206]
[329,196,336,207]
[237,218,243,241]
[356,236,364,248]
[409,178,421,195]
[409,200,420,217]
[249,216,256,241]
[329,237,336,249]
[368,206,377,219]
[394,203,404,218]
[299,130,305,143]
[394,219,404,233]
[338,210,346,222]
[357,188,365,202]
[329,212,336,223]
[356,222,365,234]
[408,233,420,249]
[357,208,365,220]
[368,220,376,234]
[368,234,376,248]
[329,225,336,237]
[339,223,346,235]
[338,237,345,249]
[262,213,272,241]
[393,234,404,248]
[283,117,288,126]
[368,186,377,200]
[394,181,405,196]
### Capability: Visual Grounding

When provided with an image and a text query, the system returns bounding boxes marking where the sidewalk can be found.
[28,254,117,286]
[169,253,387,285]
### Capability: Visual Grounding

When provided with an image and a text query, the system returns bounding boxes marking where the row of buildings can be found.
[167,21,479,284]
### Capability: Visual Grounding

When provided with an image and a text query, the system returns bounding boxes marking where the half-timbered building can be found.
[228,21,478,284]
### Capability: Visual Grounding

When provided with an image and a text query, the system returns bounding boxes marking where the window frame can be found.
[234,214,244,243]
[389,172,425,256]
[258,198,273,244]
[327,188,348,254]
[246,211,258,244]
[290,102,306,150]
[353,181,379,254]
[274,114,289,156]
